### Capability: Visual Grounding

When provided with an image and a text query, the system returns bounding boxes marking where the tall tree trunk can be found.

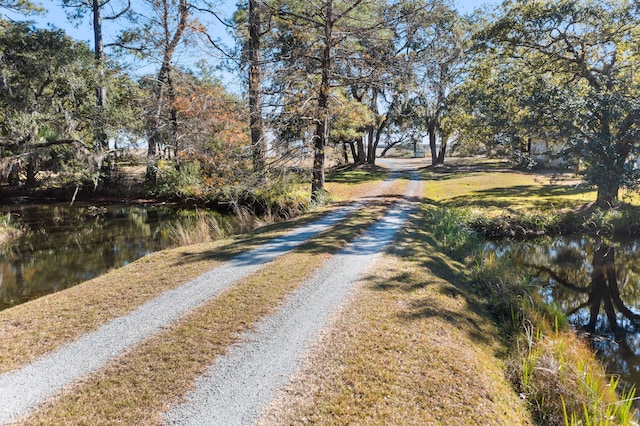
[595,182,619,208]
[146,67,166,183]
[145,0,189,184]
[93,0,108,152]
[167,70,179,162]
[428,121,437,164]
[349,141,357,163]
[368,114,388,165]
[249,0,265,171]
[355,135,365,164]
[311,0,333,200]
[436,132,447,164]
[366,126,375,164]
[365,92,376,165]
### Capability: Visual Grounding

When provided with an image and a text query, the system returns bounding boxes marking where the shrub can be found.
[154,160,207,201]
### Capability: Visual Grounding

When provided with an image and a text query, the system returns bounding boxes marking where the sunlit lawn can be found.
[422,165,595,212]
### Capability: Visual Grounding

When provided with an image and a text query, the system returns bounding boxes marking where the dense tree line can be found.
[1,0,640,207]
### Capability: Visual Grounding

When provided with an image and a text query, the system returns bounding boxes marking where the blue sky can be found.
[4,0,500,86]
[26,0,501,43]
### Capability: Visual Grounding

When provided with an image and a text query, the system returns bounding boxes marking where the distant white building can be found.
[530,138,568,168]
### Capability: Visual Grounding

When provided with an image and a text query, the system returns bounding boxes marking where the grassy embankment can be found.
[419,159,637,424]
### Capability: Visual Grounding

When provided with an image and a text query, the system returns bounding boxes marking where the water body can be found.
[494,237,640,393]
[0,202,229,311]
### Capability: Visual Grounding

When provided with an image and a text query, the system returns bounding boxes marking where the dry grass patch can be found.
[257,226,533,424]
[19,202,395,425]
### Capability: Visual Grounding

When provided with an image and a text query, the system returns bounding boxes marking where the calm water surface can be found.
[0,202,225,310]
[494,237,640,396]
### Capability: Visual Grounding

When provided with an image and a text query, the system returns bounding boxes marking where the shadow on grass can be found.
[442,184,593,210]
[326,165,390,185]
[365,208,498,347]
[418,158,513,181]
[366,267,489,345]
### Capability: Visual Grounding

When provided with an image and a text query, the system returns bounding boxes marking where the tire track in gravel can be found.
[163,173,422,426]
[0,167,417,425]
[0,203,368,425]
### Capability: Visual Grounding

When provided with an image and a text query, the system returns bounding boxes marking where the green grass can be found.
[422,160,640,238]
[422,167,595,211]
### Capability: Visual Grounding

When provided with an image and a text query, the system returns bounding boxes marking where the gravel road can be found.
[164,175,422,425]
[0,203,362,425]
[0,165,422,425]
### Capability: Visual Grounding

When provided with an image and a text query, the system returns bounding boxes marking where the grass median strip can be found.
[18,200,398,425]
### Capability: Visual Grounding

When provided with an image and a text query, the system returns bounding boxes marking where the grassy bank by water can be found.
[256,158,637,424]
[421,159,638,424]
[423,158,640,239]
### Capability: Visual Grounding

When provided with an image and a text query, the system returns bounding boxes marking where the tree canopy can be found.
[0,21,98,186]
[479,0,640,206]
[2,0,640,208]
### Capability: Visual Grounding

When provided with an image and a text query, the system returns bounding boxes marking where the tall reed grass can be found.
[167,211,228,246]
[166,206,284,247]
[0,213,24,247]
[423,206,637,425]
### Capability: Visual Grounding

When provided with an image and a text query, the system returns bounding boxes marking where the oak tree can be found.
[482,0,640,206]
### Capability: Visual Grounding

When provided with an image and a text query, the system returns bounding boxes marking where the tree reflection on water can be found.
[505,237,640,385]
[0,202,235,311]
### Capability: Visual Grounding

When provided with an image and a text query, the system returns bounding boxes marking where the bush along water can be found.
[152,158,309,213]
[153,160,311,235]
[423,205,637,425]
[154,163,314,247]
[468,204,640,240]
